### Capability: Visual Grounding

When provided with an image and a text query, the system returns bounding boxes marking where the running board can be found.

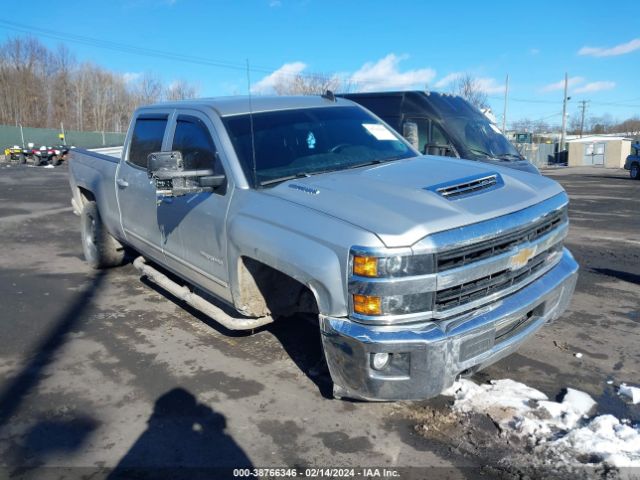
[133,256,274,331]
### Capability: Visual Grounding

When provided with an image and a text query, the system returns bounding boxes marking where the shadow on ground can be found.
[0,272,107,430]
[107,388,252,480]
[591,268,640,286]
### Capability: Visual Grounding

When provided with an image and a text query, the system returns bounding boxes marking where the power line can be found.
[0,18,360,88]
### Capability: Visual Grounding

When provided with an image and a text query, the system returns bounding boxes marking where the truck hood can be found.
[263,155,565,248]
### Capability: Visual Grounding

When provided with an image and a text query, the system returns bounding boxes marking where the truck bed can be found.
[68,147,123,239]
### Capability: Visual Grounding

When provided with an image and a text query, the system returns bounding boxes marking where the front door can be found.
[116,113,170,262]
[158,112,231,297]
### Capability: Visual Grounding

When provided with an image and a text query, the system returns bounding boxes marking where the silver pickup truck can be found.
[68,95,578,401]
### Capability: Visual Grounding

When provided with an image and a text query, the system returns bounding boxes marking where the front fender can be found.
[226,191,383,317]
[228,216,345,315]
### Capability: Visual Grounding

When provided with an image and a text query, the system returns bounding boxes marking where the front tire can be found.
[631,163,640,180]
[81,201,125,269]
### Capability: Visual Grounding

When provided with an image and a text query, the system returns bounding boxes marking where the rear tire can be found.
[631,163,640,180]
[50,155,59,166]
[81,201,125,269]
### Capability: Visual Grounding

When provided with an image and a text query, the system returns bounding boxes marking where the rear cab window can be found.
[128,115,169,168]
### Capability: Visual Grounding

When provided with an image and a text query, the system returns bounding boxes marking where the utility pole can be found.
[560,73,569,151]
[578,100,589,138]
[502,74,509,133]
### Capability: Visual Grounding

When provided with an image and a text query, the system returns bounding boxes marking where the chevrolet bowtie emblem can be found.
[510,247,535,270]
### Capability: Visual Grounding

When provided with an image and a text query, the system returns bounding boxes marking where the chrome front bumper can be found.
[320,248,579,401]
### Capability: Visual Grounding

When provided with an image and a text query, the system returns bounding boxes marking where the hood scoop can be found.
[288,183,320,195]
[428,173,504,200]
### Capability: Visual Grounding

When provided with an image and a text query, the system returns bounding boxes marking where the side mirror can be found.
[147,151,224,197]
[402,121,419,150]
[147,151,184,179]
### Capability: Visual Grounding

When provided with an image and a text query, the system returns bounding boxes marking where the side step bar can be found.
[133,256,274,331]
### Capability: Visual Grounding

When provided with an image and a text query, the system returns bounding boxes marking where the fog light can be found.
[353,294,382,315]
[372,352,390,370]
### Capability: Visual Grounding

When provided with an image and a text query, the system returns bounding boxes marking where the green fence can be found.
[0,125,125,149]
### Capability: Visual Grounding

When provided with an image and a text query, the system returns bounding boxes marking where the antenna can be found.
[321,90,336,102]
[246,59,258,188]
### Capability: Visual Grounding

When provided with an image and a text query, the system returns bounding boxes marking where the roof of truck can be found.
[143,95,355,117]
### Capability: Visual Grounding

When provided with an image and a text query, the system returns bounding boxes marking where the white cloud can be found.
[475,77,505,94]
[349,54,436,92]
[433,73,503,94]
[269,0,282,6]
[573,81,616,94]
[122,72,141,83]
[541,76,584,92]
[434,72,463,88]
[251,61,307,94]
[578,38,640,57]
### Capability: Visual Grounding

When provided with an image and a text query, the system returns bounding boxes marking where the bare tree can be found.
[617,117,640,137]
[133,73,163,107]
[452,74,489,110]
[165,80,199,101]
[273,73,350,95]
[0,35,199,132]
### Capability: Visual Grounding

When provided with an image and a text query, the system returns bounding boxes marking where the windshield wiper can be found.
[344,159,384,170]
[467,147,495,158]
[259,172,312,186]
[494,153,524,161]
[468,148,523,161]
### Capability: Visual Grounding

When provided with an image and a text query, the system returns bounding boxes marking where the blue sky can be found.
[2,0,639,126]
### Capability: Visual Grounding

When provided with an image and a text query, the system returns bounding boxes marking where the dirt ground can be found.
[0,163,638,479]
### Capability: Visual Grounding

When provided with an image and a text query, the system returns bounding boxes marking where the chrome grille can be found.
[436,207,566,272]
[435,245,561,312]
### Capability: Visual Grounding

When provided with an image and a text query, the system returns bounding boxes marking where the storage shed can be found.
[567,136,632,168]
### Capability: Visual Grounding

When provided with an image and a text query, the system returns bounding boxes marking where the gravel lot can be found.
[0,163,638,479]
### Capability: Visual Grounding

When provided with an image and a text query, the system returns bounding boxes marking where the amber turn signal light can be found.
[353,256,378,277]
[353,294,382,315]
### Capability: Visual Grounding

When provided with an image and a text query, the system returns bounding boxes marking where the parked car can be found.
[68,95,578,401]
[340,91,539,174]
[624,142,640,180]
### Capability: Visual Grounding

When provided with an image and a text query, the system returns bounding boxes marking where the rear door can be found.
[116,112,171,261]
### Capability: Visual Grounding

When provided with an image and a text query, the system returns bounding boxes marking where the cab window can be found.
[128,116,168,168]
[172,115,226,194]
[406,117,453,156]
[172,116,221,172]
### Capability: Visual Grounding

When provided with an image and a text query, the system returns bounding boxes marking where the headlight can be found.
[351,250,434,278]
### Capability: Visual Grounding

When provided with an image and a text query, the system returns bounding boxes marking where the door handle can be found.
[117,178,129,188]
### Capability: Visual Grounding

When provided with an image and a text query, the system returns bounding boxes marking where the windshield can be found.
[443,116,522,161]
[223,106,415,187]
[416,94,523,161]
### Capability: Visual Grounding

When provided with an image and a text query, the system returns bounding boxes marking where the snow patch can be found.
[445,378,640,469]
[619,384,640,404]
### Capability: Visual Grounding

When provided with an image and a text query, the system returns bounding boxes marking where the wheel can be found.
[81,201,125,269]
[19,154,26,164]
[631,163,640,180]
[50,155,59,166]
